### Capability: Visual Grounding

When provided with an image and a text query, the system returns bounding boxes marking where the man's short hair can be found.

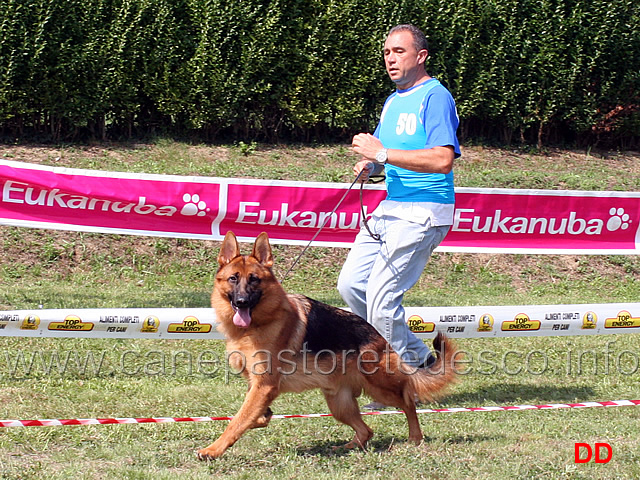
[388,24,429,53]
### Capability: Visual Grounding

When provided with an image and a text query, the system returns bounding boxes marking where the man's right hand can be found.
[354,160,375,183]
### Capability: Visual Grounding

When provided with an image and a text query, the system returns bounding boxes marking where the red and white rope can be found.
[1,399,638,428]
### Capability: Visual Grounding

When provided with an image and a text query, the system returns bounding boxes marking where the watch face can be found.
[376,150,387,163]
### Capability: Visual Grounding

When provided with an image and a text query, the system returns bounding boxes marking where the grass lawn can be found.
[1,140,640,479]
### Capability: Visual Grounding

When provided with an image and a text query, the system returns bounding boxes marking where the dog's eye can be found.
[228,274,238,284]
[248,274,260,285]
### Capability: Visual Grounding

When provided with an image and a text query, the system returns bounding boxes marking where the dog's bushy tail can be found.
[406,332,460,404]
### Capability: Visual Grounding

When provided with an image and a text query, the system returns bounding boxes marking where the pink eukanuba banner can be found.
[1,159,639,254]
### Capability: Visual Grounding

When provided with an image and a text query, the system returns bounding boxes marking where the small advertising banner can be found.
[403,303,640,338]
[448,189,640,254]
[1,159,639,253]
[0,308,217,339]
[1,304,639,339]
[0,160,221,238]
[217,180,383,245]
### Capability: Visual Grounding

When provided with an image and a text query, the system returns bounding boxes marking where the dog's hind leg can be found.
[364,381,424,445]
[323,388,373,450]
[401,400,424,445]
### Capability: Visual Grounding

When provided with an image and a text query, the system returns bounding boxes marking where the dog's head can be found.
[214,231,274,329]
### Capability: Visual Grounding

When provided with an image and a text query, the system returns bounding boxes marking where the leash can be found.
[359,179,381,241]
[280,170,383,283]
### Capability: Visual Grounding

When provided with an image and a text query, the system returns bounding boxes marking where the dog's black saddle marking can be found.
[302,298,381,354]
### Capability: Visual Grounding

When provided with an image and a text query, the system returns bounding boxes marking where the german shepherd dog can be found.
[197,231,458,460]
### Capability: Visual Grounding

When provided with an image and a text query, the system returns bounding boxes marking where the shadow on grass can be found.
[443,383,596,406]
[292,432,504,457]
[292,436,403,457]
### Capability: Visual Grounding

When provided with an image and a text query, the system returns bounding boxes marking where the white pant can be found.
[337,215,449,367]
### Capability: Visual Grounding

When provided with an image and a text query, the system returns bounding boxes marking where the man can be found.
[337,24,460,378]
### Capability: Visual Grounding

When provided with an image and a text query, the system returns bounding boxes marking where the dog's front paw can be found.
[196,447,224,461]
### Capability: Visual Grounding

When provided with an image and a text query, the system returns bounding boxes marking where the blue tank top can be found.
[374,79,460,204]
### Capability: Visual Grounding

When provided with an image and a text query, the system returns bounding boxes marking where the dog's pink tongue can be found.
[233,308,252,328]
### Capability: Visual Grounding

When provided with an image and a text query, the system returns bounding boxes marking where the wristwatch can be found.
[375,148,388,165]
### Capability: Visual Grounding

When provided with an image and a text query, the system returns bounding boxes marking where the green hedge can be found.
[0,0,638,146]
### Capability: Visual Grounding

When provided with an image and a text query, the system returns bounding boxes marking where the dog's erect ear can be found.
[252,232,274,268]
[218,231,241,266]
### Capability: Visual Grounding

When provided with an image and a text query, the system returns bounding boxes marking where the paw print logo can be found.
[181,194,209,217]
[606,207,631,232]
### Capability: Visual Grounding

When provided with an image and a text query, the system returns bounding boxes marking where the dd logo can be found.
[574,442,613,464]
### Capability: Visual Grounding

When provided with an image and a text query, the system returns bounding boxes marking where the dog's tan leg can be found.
[323,388,373,449]
[401,401,424,444]
[243,382,274,429]
[364,376,424,445]
[197,382,278,460]
[253,407,273,428]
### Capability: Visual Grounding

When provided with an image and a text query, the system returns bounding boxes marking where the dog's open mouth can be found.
[232,305,252,328]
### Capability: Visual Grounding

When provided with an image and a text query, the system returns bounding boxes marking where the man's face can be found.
[383,31,427,89]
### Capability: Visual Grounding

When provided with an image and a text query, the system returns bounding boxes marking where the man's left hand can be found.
[352,133,383,160]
